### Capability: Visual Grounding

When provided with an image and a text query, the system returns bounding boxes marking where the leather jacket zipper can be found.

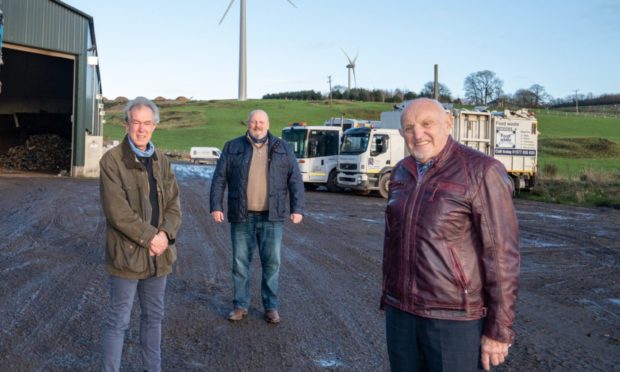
[403,170,425,300]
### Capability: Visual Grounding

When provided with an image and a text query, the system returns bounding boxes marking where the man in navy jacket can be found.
[210,109,304,324]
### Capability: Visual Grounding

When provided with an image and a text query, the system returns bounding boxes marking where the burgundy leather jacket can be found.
[381,137,520,343]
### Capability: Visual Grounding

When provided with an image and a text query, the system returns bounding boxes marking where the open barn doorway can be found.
[0,45,74,174]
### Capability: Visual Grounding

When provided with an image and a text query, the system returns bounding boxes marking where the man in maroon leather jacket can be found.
[382,98,519,371]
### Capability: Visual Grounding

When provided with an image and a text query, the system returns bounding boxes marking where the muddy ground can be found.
[0,164,619,371]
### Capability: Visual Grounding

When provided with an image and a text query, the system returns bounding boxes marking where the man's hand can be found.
[481,335,511,371]
[290,213,303,224]
[211,211,225,223]
[150,231,169,256]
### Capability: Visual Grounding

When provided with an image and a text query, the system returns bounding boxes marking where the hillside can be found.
[103,99,394,152]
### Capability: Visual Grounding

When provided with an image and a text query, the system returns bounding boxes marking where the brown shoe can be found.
[264,309,280,324]
[228,308,248,321]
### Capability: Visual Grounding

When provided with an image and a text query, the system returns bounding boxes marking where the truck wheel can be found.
[379,173,391,199]
[326,170,340,192]
[511,176,521,197]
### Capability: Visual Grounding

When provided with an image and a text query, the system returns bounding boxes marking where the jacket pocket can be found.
[427,181,465,202]
[161,244,177,266]
[446,243,468,291]
[108,231,149,274]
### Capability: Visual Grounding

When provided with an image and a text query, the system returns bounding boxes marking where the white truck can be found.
[468,109,538,192]
[489,110,539,190]
[337,108,538,198]
[336,111,404,198]
[323,117,380,131]
[281,123,342,191]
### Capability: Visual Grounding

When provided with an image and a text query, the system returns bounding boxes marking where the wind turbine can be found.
[341,48,358,91]
[219,0,297,101]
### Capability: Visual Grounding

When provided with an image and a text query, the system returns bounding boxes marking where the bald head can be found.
[401,98,446,127]
[399,98,453,163]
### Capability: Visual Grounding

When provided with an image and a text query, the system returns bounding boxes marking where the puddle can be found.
[172,163,215,180]
[609,298,620,306]
[314,357,345,368]
[305,211,381,224]
[517,210,595,221]
[520,236,565,249]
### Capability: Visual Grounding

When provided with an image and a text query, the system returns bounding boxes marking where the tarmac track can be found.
[0,167,619,371]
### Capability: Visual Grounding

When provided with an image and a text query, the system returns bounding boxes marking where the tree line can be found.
[263,70,619,108]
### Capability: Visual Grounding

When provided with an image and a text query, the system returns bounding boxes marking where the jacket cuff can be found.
[159,227,176,244]
[484,318,515,343]
[139,225,159,249]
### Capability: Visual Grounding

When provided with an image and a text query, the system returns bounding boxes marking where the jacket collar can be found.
[121,135,158,170]
[267,131,280,150]
[432,136,456,169]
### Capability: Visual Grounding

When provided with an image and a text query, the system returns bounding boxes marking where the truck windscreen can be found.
[282,129,308,158]
[340,133,369,155]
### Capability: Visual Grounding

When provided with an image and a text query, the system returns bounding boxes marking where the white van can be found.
[189,147,221,164]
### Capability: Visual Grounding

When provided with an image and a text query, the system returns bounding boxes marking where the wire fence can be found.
[540,104,620,119]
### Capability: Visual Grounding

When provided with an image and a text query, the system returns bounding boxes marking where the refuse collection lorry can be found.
[336,107,538,198]
[281,123,342,191]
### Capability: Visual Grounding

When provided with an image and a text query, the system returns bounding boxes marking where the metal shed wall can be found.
[1,0,88,54]
[0,0,103,176]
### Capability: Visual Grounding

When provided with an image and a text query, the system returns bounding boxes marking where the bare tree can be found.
[420,81,452,101]
[513,89,538,107]
[463,70,504,105]
[529,84,550,107]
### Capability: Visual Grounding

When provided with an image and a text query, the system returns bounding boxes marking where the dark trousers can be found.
[386,305,484,372]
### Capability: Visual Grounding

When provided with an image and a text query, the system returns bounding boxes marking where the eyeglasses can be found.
[129,120,155,127]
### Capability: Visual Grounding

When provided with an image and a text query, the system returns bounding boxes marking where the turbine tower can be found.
[341,48,358,91]
[219,0,296,101]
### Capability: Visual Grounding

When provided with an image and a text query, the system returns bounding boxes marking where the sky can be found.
[63,0,620,101]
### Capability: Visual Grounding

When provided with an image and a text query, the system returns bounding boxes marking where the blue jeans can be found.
[386,305,484,372]
[101,274,167,372]
[230,213,283,310]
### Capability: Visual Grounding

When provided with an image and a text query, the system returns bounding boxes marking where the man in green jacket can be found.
[99,97,182,372]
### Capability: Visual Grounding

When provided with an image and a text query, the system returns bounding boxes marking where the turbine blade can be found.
[353,53,358,64]
[353,68,357,87]
[218,0,236,25]
[340,47,353,64]
[286,0,298,8]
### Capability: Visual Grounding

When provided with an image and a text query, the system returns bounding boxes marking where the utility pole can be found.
[327,75,333,104]
[433,64,439,100]
[574,89,579,113]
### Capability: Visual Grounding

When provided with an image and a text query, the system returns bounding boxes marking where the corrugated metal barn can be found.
[0,0,103,177]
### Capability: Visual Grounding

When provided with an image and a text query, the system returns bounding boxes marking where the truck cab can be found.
[336,127,406,198]
[281,124,342,191]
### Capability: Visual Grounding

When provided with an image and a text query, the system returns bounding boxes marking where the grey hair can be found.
[124,96,160,124]
[248,109,269,122]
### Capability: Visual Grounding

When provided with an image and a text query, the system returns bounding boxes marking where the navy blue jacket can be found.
[209,132,305,222]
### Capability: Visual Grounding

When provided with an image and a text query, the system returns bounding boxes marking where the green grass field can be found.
[103,99,393,153]
[533,111,620,177]
[103,100,620,207]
